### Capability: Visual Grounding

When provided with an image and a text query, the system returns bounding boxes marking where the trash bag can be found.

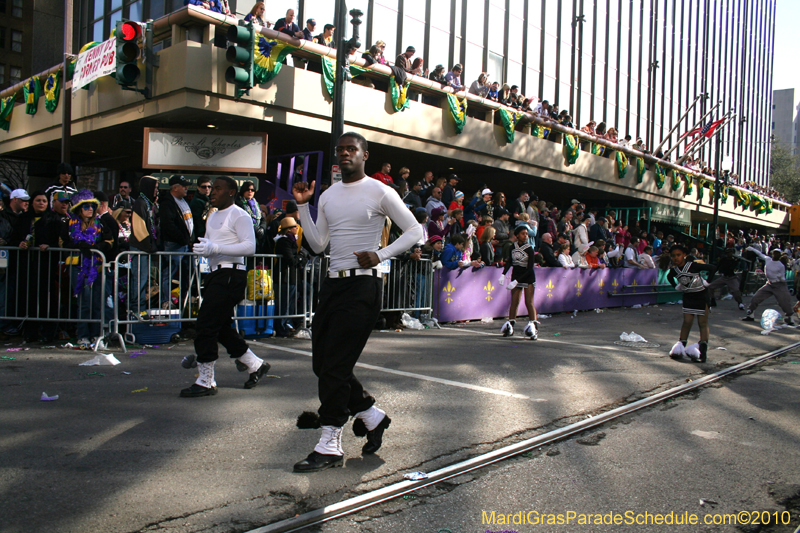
[620,332,647,342]
[480,317,494,323]
[247,268,274,300]
[401,313,424,330]
[421,317,441,329]
[760,309,781,331]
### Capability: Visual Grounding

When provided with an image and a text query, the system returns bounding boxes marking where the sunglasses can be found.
[198,185,212,189]
[81,204,94,210]
[245,189,255,192]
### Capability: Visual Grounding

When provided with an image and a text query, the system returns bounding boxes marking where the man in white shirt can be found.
[623,237,646,268]
[180,177,271,397]
[292,132,422,472]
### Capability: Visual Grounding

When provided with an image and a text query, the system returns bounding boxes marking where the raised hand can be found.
[293,181,316,205]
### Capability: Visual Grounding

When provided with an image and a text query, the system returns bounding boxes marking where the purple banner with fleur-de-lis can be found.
[433,266,659,322]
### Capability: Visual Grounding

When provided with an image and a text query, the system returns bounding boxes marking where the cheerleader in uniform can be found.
[666,244,717,363]
[499,226,538,340]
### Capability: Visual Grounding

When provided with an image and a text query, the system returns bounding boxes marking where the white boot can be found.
[354,405,386,431]
[313,425,344,456]
[684,343,701,361]
[669,341,685,359]
[501,320,515,337]
[236,348,263,373]
[195,361,217,388]
[524,321,537,340]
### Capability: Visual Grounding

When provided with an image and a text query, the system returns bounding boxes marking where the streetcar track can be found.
[244,341,800,533]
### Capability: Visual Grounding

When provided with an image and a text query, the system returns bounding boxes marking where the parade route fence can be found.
[0,246,108,350]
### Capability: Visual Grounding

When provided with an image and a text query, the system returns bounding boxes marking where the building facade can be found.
[0,0,64,92]
[772,88,796,156]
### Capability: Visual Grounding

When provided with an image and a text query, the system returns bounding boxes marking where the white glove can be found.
[433,260,443,270]
[498,274,506,286]
[193,237,219,257]
[506,280,518,290]
[458,260,470,268]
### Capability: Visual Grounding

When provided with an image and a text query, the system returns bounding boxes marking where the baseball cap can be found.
[481,188,493,196]
[307,18,316,24]
[448,173,460,181]
[406,46,416,53]
[10,189,30,201]
[570,198,580,205]
[169,174,188,187]
[52,191,71,202]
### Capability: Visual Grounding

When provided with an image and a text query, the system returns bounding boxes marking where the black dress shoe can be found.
[293,451,343,472]
[361,415,391,454]
[244,362,271,389]
[179,383,217,397]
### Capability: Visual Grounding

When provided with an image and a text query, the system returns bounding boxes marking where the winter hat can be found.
[454,191,464,199]
[431,207,445,220]
[69,189,99,214]
[577,241,594,254]
[427,235,443,245]
[279,217,298,232]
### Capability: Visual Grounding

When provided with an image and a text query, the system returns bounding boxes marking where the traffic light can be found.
[115,20,142,87]
[225,21,255,99]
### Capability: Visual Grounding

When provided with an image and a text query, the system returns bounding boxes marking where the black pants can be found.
[195,268,248,363]
[312,275,383,427]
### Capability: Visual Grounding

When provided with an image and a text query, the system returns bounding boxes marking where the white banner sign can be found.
[72,37,117,90]
[143,128,268,173]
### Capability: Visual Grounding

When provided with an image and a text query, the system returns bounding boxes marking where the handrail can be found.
[1,5,790,212]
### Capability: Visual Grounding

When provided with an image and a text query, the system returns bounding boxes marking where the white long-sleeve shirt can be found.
[298,177,423,273]
[747,246,787,283]
[205,204,256,270]
[558,253,576,268]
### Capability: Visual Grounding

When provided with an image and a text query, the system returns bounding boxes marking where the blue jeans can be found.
[71,266,103,340]
[160,243,189,305]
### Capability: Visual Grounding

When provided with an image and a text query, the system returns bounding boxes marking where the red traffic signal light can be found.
[121,21,142,42]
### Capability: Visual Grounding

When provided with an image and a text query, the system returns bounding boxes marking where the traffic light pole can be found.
[61,0,73,164]
[327,0,349,176]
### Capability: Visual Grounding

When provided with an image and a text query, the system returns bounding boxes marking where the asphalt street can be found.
[1,298,798,533]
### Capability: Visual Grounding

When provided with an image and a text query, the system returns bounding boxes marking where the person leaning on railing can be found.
[15,191,61,343]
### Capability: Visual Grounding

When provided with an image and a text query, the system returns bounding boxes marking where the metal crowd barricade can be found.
[381,257,434,315]
[0,246,108,351]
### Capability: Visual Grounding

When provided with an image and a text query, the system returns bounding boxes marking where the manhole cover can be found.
[614,341,661,349]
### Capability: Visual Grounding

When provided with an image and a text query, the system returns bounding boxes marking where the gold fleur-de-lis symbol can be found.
[611,279,619,294]
[546,279,555,298]
[443,281,456,304]
[631,279,638,293]
[484,281,495,302]
[575,280,583,297]
[598,279,605,295]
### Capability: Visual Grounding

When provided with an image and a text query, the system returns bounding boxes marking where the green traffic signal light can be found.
[225,22,255,99]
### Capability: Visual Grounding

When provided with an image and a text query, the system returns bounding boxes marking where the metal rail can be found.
[246,341,800,533]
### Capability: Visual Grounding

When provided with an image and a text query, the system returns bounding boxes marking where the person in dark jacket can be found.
[44,162,78,208]
[159,175,195,307]
[189,176,213,240]
[62,190,114,348]
[16,191,62,343]
[273,217,305,337]
[588,217,610,243]
[129,176,159,313]
[539,232,561,267]
[236,180,267,253]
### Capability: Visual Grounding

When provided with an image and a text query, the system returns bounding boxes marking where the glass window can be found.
[543,35,556,79]
[304,0,335,27]
[509,0,523,18]
[507,60,522,89]
[128,0,142,21]
[372,4,398,59]
[526,24,541,71]
[465,0,485,45]
[430,0,451,31]
[543,0,557,37]
[508,15,523,63]
[149,0,164,19]
[403,0,426,18]
[465,41,483,82]
[542,75,555,101]
[9,65,20,85]
[488,3,504,53]
[0,0,5,14]
[454,0,463,37]
[109,10,123,38]
[0,64,4,85]
[428,27,451,72]
[607,0,618,72]
[93,20,104,42]
[10,30,21,53]
[111,0,122,10]
[94,0,105,19]
[529,0,543,27]
[487,52,503,85]
[270,1,301,24]
[11,0,21,17]
[526,67,540,99]
[0,27,5,48]
[402,16,425,55]
[375,0,398,8]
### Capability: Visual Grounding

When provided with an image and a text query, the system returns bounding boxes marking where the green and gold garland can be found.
[0,95,15,131]
[672,171,682,192]
[499,108,523,143]
[23,76,42,115]
[253,36,297,85]
[390,76,411,112]
[653,164,666,189]
[684,174,694,196]
[447,93,467,134]
[635,158,645,184]
[562,133,580,166]
[44,69,61,113]
[616,151,628,179]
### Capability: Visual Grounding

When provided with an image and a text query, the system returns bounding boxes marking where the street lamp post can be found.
[327,3,363,181]
[711,135,733,265]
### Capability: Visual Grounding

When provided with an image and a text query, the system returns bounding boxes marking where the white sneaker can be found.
[501,320,514,337]
[524,321,537,340]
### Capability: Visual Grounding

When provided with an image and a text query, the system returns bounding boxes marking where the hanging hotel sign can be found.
[142,128,268,173]
[72,37,117,90]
